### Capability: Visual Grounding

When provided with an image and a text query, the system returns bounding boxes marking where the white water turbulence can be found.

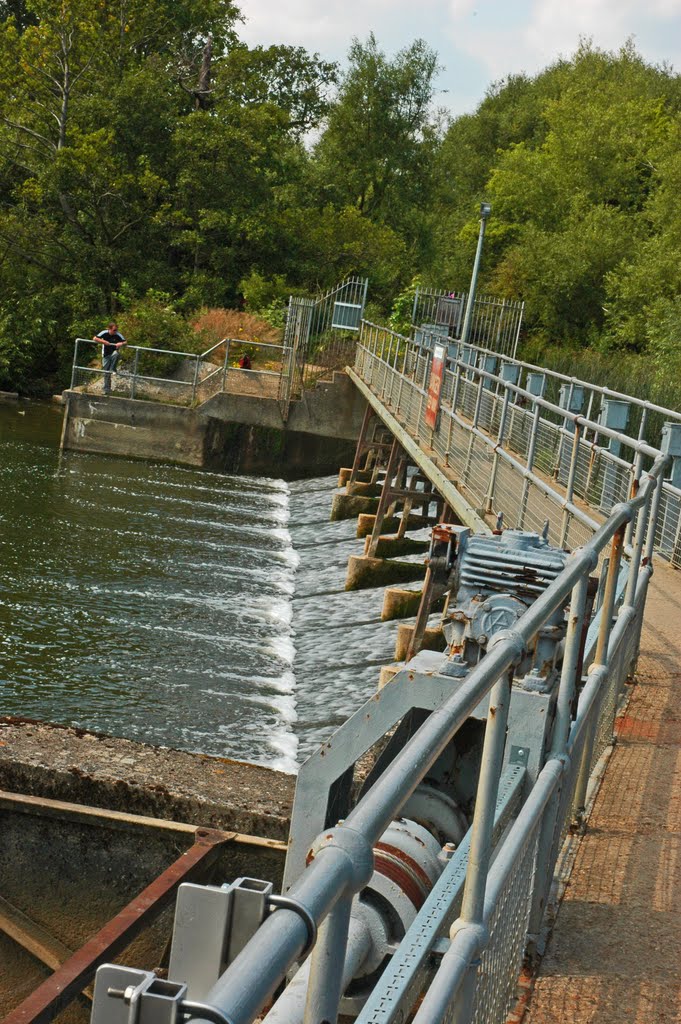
[0,405,403,772]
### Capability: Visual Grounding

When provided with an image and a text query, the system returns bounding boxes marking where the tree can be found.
[314,33,441,270]
[218,43,338,137]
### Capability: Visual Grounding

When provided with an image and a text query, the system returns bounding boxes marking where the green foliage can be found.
[389,276,422,335]
[314,33,441,273]
[1,14,681,405]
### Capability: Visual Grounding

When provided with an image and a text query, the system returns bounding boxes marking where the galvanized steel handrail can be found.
[193,449,667,1024]
[70,336,287,406]
[355,321,681,565]
[365,321,666,460]
[417,326,681,430]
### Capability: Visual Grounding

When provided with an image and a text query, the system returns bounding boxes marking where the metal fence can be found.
[355,322,681,566]
[69,336,286,407]
[278,276,369,418]
[102,449,664,1024]
[86,304,674,1024]
[412,287,524,359]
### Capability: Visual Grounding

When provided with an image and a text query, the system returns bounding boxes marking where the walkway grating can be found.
[524,563,681,1024]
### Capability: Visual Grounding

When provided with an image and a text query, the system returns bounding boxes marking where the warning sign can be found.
[425,344,446,430]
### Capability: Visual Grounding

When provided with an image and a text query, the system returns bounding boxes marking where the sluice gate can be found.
[73,320,680,1024]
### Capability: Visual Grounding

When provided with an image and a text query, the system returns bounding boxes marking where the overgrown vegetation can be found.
[0,4,679,407]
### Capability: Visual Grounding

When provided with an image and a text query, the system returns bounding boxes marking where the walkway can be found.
[525,560,681,1024]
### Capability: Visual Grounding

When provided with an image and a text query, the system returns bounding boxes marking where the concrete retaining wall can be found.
[62,372,366,476]
[0,719,291,1021]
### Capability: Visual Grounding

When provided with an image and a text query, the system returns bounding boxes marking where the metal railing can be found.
[69,337,286,407]
[173,448,667,1024]
[355,322,681,566]
[412,287,524,359]
[278,276,369,418]
[415,327,681,442]
[85,312,675,1024]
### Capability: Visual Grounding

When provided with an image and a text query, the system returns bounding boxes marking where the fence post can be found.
[191,353,201,405]
[221,338,231,393]
[560,423,582,547]
[526,572,589,956]
[485,387,510,513]
[303,893,353,1024]
[572,524,625,827]
[130,347,140,400]
[518,402,542,529]
[449,669,513,1024]
[70,339,79,391]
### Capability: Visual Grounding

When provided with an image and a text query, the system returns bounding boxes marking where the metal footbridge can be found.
[85,316,680,1024]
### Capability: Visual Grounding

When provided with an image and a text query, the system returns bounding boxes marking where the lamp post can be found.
[459,202,491,345]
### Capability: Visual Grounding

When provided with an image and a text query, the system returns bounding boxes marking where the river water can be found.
[0,402,404,772]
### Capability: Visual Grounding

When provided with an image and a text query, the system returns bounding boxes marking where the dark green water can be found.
[0,402,401,771]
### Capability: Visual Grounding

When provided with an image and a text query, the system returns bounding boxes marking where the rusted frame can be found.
[3,829,232,1024]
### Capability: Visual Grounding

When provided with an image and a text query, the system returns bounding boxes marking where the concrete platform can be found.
[0,718,294,840]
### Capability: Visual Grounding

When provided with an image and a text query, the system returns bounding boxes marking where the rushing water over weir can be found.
[0,403,401,771]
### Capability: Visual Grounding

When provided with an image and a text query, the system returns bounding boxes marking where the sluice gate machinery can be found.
[88,440,668,1024]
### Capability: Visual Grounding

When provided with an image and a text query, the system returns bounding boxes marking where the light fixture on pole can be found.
[460,202,491,345]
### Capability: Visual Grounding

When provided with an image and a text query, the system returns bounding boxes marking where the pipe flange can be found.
[308,825,375,892]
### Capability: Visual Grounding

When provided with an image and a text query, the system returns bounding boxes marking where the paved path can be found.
[525,561,681,1023]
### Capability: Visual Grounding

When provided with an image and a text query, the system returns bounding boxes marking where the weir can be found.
[6,295,681,1024]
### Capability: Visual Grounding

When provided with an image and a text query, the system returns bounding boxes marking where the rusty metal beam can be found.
[0,790,286,851]
[2,829,232,1024]
[0,895,79,977]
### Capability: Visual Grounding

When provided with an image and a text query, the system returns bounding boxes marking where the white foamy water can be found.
[1,405,408,772]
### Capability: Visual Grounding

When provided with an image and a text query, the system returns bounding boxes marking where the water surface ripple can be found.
[1,404,405,770]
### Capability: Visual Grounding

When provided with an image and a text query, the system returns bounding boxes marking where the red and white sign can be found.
[425,344,446,429]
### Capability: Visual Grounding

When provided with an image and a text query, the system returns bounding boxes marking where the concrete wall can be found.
[62,372,366,476]
[0,719,290,1021]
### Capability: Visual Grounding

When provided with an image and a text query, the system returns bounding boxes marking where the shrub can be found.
[191,308,283,365]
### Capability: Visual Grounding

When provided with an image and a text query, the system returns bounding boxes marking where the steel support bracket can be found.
[91,966,187,1024]
[168,878,273,1000]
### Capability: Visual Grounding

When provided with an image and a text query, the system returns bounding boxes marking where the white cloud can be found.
[235,0,681,117]
[447,0,681,82]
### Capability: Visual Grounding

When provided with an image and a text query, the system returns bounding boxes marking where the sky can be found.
[235,0,681,117]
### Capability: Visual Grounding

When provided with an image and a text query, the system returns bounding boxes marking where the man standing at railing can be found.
[93,321,127,395]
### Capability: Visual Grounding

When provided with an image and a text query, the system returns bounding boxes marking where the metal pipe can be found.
[594,526,625,667]
[303,895,353,1024]
[414,760,562,1024]
[459,671,513,926]
[624,483,651,609]
[485,388,510,513]
[560,423,582,546]
[551,573,590,756]
[130,347,140,400]
[70,339,78,390]
[264,917,372,1024]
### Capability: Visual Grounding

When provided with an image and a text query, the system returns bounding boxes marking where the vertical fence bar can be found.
[303,895,353,1024]
[560,423,582,547]
[485,387,511,513]
[191,353,201,405]
[130,347,140,400]
[518,403,542,528]
[624,483,651,609]
[70,339,79,390]
[594,525,625,667]
[625,451,644,547]
[449,670,513,1024]
[526,571,589,953]
[221,338,231,393]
